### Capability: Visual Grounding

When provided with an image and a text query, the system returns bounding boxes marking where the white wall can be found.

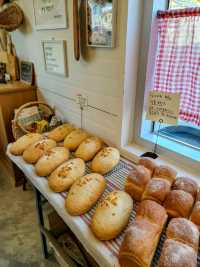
[12,0,142,147]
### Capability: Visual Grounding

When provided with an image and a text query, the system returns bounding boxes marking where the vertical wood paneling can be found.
[12,0,128,146]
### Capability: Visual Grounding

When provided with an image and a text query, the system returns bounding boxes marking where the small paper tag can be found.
[146,91,180,125]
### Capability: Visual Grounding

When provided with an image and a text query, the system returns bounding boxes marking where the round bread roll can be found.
[48,123,74,142]
[138,157,157,176]
[75,136,103,161]
[91,191,133,240]
[10,133,42,156]
[64,129,89,151]
[91,147,120,174]
[22,138,57,164]
[158,239,197,267]
[191,201,200,229]
[172,177,198,199]
[35,147,69,177]
[153,165,177,183]
[125,165,151,201]
[164,190,194,218]
[65,173,106,215]
[166,218,199,252]
[48,158,86,192]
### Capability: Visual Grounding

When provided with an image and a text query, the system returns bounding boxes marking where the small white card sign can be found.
[146,91,180,125]
[42,40,67,76]
[34,0,68,30]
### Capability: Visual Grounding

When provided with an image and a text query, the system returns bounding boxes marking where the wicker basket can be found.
[0,3,24,32]
[12,101,55,140]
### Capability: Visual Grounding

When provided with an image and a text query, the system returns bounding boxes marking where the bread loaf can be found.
[119,200,167,267]
[75,136,103,161]
[10,133,42,155]
[138,157,157,176]
[190,201,200,229]
[48,123,75,142]
[196,190,200,202]
[172,177,198,200]
[23,138,56,164]
[65,173,106,215]
[158,239,197,267]
[153,165,177,183]
[166,218,199,252]
[91,191,133,240]
[124,166,151,201]
[91,147,120,174]
[48,158,85,192]
[158,218,199,267]
[136,200,168,226]
[35,147,69,177]
[64,129,89,151]
[119,218,161,267]
[164,190,194,218]
[142,178,171,204]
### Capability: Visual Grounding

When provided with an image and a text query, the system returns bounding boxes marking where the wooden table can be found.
[0,81,36,185]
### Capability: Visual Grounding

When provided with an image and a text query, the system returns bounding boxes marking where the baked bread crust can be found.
[75,136,103,161]
[23,138,56,164]
[138,157,157,176]
[35,147,69,177]
[153,165,177,183]
[91,191,133,240]
[124,166,151,201]
[172,177,198,200]
[119,200,167,267]
[48,158,85,192]
[48,123,75,142]
[142,178,171,204]
[91,147,120,174]
[158,239,197,267]
[64,129,89,151]
[10,133,42,155]
[65,173,106,215]
[166,218,199,252]
[164,190,194,218]
[191,201,200,229]
[136,200,168,226]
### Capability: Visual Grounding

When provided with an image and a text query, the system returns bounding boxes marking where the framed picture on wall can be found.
[86,0,117,48]
[42,40,67,76]
[33,0,68,30]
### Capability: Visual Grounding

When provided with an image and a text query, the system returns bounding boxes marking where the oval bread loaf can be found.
[75,136,103,161]
[64,129,89,151]
[35,147,69,177]
[48,158,86,192]
[10,133,42,156]
[91,147,120,174]
[22,138,56,164]
[48,123,74,142]
[91,191,133,240]
[65,173,106,215]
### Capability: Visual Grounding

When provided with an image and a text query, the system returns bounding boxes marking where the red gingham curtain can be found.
[151,8,200,126]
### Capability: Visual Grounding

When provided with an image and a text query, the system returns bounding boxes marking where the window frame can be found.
[121,0,200,172]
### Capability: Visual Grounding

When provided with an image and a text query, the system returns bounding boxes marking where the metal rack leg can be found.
[35,188,49,259]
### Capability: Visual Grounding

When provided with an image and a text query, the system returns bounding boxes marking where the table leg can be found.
[35,188,49,259]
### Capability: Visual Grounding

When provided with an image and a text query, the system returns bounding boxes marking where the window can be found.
[169,0,200,9]
[132,0,200,165]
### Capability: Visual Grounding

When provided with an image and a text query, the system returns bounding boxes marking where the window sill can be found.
[120,143,200,185]
[141,130,200,164]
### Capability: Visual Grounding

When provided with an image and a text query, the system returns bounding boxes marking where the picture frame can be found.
[33,0,68,30]
[42,40,67,77]
[86,0,117,48]
[20,61,34,85]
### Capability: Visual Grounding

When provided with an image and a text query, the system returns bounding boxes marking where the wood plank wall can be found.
[12,0,129,146]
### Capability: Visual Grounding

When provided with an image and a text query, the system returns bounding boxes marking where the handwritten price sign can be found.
[146,91,180,125]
